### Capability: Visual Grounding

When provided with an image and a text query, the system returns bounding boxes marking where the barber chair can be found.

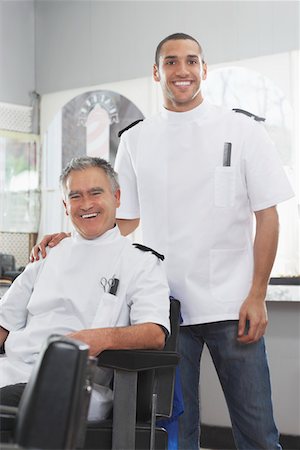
[0,334,96,450]
[84,298,181,450]
[0,253,24,282]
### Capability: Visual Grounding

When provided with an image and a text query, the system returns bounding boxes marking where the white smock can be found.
[115,100,294,325]
[0,226,170,420]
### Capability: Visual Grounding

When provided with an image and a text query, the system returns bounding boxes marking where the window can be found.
[203,54,299,277]
[0,132,40,233]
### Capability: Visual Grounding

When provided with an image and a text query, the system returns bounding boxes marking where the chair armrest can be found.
[0,405,18,418]
[95,349,179,450]
[97,349,179,371]
[0,405,17,445]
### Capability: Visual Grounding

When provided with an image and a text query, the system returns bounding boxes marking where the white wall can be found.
[34,1,300,95]
[0,0,35,105]
[1,1,299,105]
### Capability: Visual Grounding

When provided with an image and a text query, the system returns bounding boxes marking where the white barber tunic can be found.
[0,227,170,419]
[115,100,294,325]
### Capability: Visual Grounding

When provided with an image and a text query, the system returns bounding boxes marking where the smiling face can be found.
[63,166,120,240]
[153,39,207,112]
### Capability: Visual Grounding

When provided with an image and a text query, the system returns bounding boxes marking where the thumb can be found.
[238,310,247,337]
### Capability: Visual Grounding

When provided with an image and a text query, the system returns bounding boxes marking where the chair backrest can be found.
[155,298,181,418]
[0,254,16,276]
[136,298,181,421]
[15,334,95,450]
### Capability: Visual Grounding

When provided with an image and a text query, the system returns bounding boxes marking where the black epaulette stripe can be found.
[232,108,265,122]
[132,243,165,261]
[118,119,144,138]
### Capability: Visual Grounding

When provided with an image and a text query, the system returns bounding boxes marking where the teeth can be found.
[81,213,98,219]
[174,81,191,86]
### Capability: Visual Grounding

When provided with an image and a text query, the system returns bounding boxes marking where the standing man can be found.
[114,34,294,449]
[31,34,294,449]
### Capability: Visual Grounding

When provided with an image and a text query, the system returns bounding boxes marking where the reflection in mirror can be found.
[39,90,144,238]
[62,90,144,168]
[86,105,110,160]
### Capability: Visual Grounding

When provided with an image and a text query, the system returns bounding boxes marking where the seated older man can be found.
[0,156,170,421]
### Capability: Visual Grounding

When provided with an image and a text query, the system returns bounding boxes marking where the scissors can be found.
[100,277,116,293]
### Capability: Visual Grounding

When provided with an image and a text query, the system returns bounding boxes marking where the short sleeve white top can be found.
[115,100,294,325]
[0,227,170,386]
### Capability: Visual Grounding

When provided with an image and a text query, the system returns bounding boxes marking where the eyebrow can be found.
[68,190,80,198]
[164,54,200,60]
[68,187,104,197]
[89,187,104,193]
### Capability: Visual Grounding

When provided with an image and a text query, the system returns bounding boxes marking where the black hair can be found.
[155,33,205,66]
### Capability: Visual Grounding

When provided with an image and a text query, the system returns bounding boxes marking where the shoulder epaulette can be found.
[232,108,265,122]
[132,243,165,261]
[118,119,144,138]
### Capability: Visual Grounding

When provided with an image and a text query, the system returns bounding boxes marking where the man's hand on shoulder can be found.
[30,232,71,262]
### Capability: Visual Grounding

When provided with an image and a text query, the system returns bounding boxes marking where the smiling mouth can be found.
[174,81,192,86]
[80,213,100,219]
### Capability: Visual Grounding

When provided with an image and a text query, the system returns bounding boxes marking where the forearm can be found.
[116,218,140,236]
[237,207,279,343]
[250,206,279,299]
[98,323,165,350]
[67,323,165,357]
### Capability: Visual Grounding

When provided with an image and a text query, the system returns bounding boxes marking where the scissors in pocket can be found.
[100,277,119,295]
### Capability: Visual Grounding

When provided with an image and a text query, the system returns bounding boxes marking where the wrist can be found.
[248,286,267,302]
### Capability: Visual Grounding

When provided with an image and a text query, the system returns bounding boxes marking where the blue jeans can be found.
[178,321,281,450]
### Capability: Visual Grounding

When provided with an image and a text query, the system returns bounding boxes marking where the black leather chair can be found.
[0,334,96,450]
[0,253,24,282]
[84,298,181,450]
[0,299,181,450]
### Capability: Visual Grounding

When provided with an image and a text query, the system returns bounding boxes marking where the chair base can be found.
[83,421,168,450]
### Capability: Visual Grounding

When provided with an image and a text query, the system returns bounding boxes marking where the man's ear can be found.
[63,199,69,216]
[115,189,121,208]
[153,64,160,82]
[201,62,208,81]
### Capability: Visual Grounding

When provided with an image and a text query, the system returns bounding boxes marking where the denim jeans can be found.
[178,321,281,450]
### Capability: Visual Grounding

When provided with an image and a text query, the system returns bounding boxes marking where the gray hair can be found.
[60,156,120,194]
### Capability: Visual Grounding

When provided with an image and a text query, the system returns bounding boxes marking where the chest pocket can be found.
[91,293,121,328]
[214,166,236,207]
